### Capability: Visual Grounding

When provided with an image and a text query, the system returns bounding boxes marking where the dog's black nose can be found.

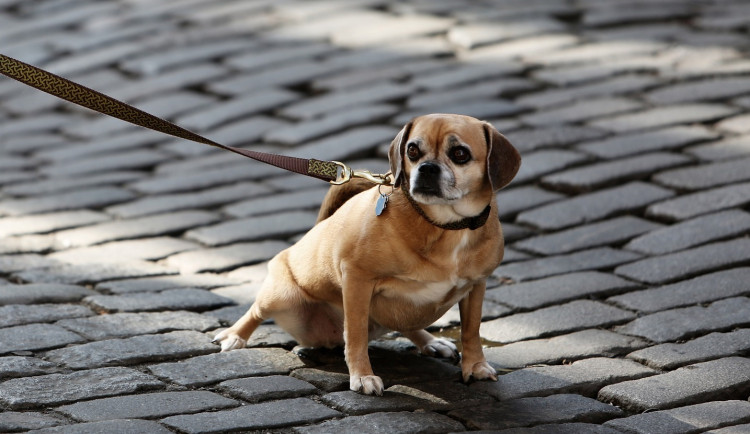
[418,162,441,175]
[413,162,443,197]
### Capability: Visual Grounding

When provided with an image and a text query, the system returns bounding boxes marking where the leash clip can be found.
[330,161,392,186]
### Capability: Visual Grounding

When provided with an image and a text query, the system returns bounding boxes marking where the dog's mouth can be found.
[411,162,446,198]
[412,180,443,198]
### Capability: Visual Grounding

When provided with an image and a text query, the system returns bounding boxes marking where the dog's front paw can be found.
[462,360,498,383]
[350,375,384,396]
[211,328,247,352]
[422,338,459,361]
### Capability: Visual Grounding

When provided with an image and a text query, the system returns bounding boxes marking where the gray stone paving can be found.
[1,0,749,432]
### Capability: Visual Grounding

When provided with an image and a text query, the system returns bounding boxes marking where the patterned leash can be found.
[0,54,390,186]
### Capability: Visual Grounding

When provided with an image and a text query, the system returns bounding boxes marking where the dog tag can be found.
[375,194,388,216]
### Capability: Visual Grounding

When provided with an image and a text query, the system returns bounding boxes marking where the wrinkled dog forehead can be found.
[409,114,488,150]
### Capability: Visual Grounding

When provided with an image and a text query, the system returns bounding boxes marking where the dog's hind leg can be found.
[402,329,459,361]
[212,301,265,351]
[212,254,301,352]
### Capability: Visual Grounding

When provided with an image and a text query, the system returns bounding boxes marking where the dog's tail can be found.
[316,178,374,223]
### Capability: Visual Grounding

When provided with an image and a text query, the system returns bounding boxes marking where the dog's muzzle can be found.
[412,162,443,197]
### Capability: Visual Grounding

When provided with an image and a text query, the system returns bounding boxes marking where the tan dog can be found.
[213,114,521,395]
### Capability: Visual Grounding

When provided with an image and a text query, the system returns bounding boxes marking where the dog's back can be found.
[316,178,374,223]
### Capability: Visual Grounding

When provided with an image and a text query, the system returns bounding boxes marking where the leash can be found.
[0,54,390,186]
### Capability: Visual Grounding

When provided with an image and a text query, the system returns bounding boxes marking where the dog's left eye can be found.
[407,144,421,161]
[449,146,471,164]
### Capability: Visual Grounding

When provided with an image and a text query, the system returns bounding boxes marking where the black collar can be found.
[400,182,491,231]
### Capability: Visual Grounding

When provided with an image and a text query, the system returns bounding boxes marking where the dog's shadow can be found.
[245,325,469,387]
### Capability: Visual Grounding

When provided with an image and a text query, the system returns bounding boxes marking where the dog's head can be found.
[389,114,521,214]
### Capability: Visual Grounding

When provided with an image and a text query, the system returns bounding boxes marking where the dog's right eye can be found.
[406,144,421,161]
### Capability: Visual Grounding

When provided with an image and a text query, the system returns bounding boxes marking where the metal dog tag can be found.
[375,194,388,216]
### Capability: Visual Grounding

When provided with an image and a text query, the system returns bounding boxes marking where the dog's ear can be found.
[388,120,413,188]
[484,122,521,191]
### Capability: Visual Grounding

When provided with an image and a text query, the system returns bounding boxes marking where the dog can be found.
[213,114,521,395]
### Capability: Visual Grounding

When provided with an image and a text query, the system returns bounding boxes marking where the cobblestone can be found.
[615,297,750,343]
[512,149,590,185]
[321,390,436,415]
[615,238,750,284]
[449,394,623,431]
[493,247,641,282]
[185,211,318,246]
[96,273,237,294]
[607,268,750,314]
[265,105,398,146]
[56,311,219,340]
[589,104,738,133]
[486,271,639,310]
[296,411,465,434]
[56,390,239,422]
[84,288,233,313]
[407,78,537,109]
[543,152,691,192]
[687,134,750,162]
[50,236,200,264]
[0,303,93,328]
[448,19,565,49]
[517,74,659,109]
[515,216,663,255]
[604,401,750,434]
[0,283,95,304]
[624,210,750,255]
[14,260,176,285]
[0,367,164,409]
[0,210,109,237]
[165,240,288,274]
[646,181,750,221]
[484,329,649,369]
[0,356,57,380]
[0,187,136,217]
[521,97,642,127]
[147,348,306,386]
[506,126,608,153]
[175,89,299,132]
[517,182,674,230]
[495,185,566,219]
[44,330,216,369]
[106,181,271,218]
[599,357,750,412]
[716,113,750,134]
[161,397,342,433]
[653,156,750,191]
[218,375,318,403]
[628,329,750,370]
[2,1,750,430]
[31,419,173,433]
[0,411,68,432]
[0,323,86,354]
[485,423,623,434]
[646,77,750,105]
[577,125,719,159]
[482,300,635,344]
[2,171,144,197]
[53,210,221,247]
[475,357,656,401]
[223,187,329,218]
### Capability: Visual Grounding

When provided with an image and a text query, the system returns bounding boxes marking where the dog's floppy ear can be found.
[388,120,413,188]
[484,122,521,191]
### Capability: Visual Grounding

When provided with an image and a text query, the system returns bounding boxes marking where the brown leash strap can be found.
[0,53,342,183]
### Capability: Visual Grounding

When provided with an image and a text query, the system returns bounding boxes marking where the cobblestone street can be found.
[2,0,750,432]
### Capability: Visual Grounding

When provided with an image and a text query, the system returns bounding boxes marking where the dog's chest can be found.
[379,233,476,307]
[404,277,471,306]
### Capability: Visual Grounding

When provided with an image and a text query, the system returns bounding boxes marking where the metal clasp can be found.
[330,161,392,186]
